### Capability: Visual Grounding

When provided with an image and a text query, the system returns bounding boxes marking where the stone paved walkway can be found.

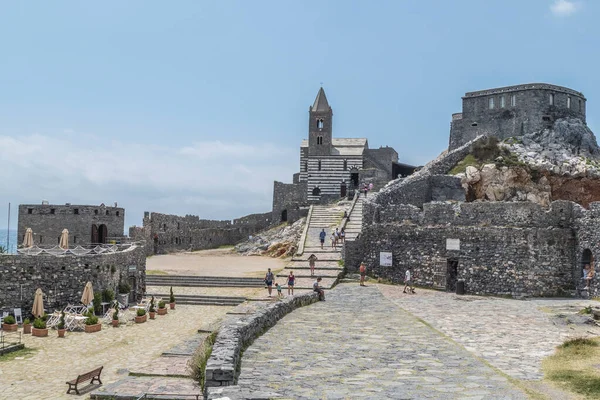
[379,285,600,381]
[235,284,527,399]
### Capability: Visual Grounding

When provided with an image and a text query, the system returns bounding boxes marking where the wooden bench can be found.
[65,366,103,395]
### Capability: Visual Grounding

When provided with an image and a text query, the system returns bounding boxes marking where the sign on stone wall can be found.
[446,239,460,251]
[380,252,393,267]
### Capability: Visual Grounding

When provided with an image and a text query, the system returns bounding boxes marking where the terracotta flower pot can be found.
[149,312,156,320]
[135,315,147,324]
[31,327,48,337]
[57,328,66,338]
[157,308,167,315]
[111,319,119,327]
[2,323,18,332]
[84,323,102,333]
[22,324,32,334]
[169,302,175,310]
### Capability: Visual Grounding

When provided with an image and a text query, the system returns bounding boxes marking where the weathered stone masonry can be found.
[0,245,146,313]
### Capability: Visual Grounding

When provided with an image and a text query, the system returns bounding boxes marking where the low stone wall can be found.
[205,292,319,390]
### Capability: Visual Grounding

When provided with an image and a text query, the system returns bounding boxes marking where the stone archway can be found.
[98,224,108,244]
[312,187,321,196]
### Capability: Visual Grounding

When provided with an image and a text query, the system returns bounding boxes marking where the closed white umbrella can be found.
[22,228,33,248]
[59,229,69,250]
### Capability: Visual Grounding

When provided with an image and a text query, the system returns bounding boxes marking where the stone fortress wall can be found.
[449,83,587,150]
[17,203,125,246]
[130,210,273,256]
[0,244,146,312]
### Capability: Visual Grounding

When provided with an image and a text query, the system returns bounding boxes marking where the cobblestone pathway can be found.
[236,284,527,399]
[379,285,600,381]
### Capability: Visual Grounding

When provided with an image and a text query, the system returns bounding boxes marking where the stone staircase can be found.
[146,293,246,306]
[146,275,264,288]
[278,193,367,290]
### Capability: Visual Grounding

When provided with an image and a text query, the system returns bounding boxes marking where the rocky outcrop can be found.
[234,218,305,257]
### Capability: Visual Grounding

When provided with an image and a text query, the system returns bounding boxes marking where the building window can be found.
[343,159,347,170]
[50,208,55,214]
[318,160,322,171]
[116,211,120,217]
[74,236,77,244]
[511,94,516,107]
[316,136,323,145]
[177,222,180,230]
[28,208,33,214]
[94,209,98,215]
[500,96,505,108]
[163,223,167,231]
[74,208,79,215]
[549,93,555,106]
[317,119,324,129]
[488,97,494,109]
[106,210,110,216]
[567,96,571,109]
[40,236,43,243]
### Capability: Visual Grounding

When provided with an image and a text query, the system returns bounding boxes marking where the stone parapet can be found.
[205,292,319,390]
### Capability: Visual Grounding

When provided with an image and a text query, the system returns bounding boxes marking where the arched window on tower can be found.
[317,119,324,129]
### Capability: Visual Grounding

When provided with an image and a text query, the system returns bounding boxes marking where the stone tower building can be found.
[272,88,416,223]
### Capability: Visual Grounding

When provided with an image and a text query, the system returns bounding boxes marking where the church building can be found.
[272,88,415,223]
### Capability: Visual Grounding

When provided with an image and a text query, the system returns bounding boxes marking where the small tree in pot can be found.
[57,312,66,338]
[32,317,48,337]
[112,305,119,328]
[2,315,17,332]
[157,300,167,315]
[84,310,101,333]
[22,318,32,334]
[169,286,176,310]
[118,282,131,307]
[149,296,156,320]
[135,308,147,324]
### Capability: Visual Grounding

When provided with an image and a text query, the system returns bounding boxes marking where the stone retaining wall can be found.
[205,292,319,390]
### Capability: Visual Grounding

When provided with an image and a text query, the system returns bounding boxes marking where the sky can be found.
[1,0,599,232]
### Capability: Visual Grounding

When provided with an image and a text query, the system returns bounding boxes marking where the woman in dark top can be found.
[286,271,296,295]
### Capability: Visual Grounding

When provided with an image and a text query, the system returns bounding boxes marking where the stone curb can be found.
[204,291,319,391]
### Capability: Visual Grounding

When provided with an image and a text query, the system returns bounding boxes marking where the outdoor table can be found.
[100,302,110,315]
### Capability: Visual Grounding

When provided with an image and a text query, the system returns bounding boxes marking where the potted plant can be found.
[135,308,147,323]
[149,297,156,320]
[57,312,66,338]
[2,315,17,332]
[157,300,167,315]
[118,282,131,307]
[112,307,119,328]
[169,286,176,310]
[22,318,32,334]
[84,310,101,333]
[32,318,48,337]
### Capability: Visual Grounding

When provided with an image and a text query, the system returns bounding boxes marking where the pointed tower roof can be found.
[311,87,331,112]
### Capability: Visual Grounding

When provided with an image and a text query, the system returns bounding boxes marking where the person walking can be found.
[264,268,275,297]
[308,254,317,277]
[287,271,296,295]
[363,184,368,197]
[319,229,326,249]
[368,182,373,191]
[334,228,340,247]
[313,277,325,301]
[403,267,415,294]
[331,231,336,249]
[340,228,346,244]
[359,262,366,286]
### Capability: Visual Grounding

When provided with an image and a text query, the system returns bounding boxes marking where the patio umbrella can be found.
[22,228,33,248]
[59,229,69,249]
[81,281,94,306]
[32,288,44,318]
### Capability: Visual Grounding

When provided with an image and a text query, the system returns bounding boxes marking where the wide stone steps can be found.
[146,275,264,288]
[276,270,340,278]
[146,293,246,306]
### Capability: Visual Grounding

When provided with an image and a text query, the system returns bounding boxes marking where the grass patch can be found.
[449,136,528,176]
[579,306,593,315]
[146,270,169,275]
[337,259,344,267]
[190,330,218,391]
[0,347,37,362]
[542,336,600,398]
[449,154,478,175]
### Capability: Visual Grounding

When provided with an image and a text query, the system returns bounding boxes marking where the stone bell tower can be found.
[308,87,333,156]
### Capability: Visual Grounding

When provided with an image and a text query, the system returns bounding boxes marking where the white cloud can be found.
[0,132,297,229]
[550,0,579,17]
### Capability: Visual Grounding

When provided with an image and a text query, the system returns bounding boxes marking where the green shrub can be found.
[112,308,119,320]
[102,288,115,303]
[57,312,66,330]
[170,287,175,303]
[136,308,146,317]
[158,300,166,309]
[42,312,49,322]
[149,296,156,313]
[118,282,131,294]
[85,310,99,326]
[93,292,102,315]
[3,315,16,325]
[33,318,46,329]
[23,318,31,325]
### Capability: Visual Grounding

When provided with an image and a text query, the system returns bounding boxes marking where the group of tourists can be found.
[362,182,374,197]
[264,267,325,300]
[318,228,345,250]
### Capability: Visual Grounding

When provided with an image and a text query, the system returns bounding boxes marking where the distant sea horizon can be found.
[0,229,17,254]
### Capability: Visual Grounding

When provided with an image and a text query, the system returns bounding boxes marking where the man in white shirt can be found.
[403,267,415,294]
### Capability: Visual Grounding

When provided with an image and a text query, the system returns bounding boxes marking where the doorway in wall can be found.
[312,187,321,196]
[98,224,108,244]
[340,182,347,198]
[581,248,594,280]
[446,258,459,292]
[350,172,359,188]
[281,209,288,222]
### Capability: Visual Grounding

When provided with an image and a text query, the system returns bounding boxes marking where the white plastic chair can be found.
[13,308,23,325]
[0,311,8,326]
